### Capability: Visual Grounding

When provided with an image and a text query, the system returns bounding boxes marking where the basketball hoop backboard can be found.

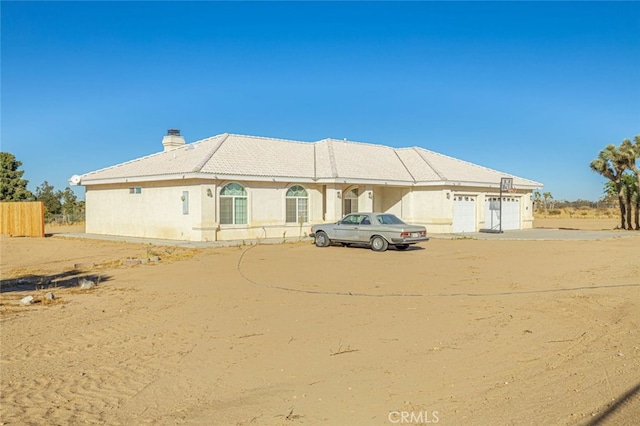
[500,177,513,191]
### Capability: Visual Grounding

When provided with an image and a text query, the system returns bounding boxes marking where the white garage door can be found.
[453,195,476,233]
[485,197,521,231]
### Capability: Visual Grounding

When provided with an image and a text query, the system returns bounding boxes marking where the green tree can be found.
[61,187,84,223]
[35,181,63,221]
[0,152,34,201]
[590,143,630,229]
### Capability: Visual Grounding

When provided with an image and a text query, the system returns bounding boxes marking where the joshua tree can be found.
[532,191,542,211]
[620,136,640,229]
[590,144,629,229]
[542,192,554,210]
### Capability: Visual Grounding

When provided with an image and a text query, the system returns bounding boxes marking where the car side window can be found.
[376,215,391,225]
[341,215,357,225]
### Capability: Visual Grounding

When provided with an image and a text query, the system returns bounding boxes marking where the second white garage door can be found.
[453,195,477,233]
[485,197,521,231]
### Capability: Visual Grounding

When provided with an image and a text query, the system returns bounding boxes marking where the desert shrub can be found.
[548,209,562,216]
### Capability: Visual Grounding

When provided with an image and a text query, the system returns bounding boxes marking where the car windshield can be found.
[376,214,406,225]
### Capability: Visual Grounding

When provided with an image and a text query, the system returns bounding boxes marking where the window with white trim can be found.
[285,185,308,223]
[220,183,247,225]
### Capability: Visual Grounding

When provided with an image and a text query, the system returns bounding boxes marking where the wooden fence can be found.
[0,202,45,237]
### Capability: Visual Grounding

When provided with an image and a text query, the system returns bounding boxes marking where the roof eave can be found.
[78,173,543,190]
[79,172,322,186]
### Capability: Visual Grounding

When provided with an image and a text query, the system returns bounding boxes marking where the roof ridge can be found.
[393,149,417,183]
[191,133,229,172]
[313,144,317,181]
[225,132,313,145]
[411,147,447,181]
[319,137,391,149]
[326,139,338,177]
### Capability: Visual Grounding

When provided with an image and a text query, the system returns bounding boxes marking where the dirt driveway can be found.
[1,221,639,425]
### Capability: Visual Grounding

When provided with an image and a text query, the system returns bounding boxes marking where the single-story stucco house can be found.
[70,130,542,241]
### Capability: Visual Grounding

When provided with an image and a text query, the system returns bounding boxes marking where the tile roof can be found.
[78,133,542,188]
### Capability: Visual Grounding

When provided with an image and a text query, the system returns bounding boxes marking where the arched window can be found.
[286,185,308,223]
[344,188,359,215]
[220,183,247,225]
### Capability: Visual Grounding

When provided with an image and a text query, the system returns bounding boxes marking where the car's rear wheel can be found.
[314,231,330,247]
[370,235,388,252]
[395,244,409,250]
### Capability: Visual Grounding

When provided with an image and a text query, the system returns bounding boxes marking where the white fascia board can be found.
[209,174,319,183]
[80,173,543,190]
[80,173,320,186]
[428,180,543,190]
[313,178,543,189]
[313,177,417,186]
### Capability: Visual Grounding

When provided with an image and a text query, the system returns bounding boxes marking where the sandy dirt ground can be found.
[1,219,639,425]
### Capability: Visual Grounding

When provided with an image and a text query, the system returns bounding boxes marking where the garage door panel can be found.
[485,197,520,231]
[453,196,476,233]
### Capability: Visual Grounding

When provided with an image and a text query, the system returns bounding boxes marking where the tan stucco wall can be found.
[214,181,323,241]
[87,180,327,242]
[403,187,451,232]
[370,186,534,233]
[85,180,217,241]
[85,180,534,241]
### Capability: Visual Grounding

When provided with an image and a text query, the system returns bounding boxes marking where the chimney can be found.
[162,129,186,151]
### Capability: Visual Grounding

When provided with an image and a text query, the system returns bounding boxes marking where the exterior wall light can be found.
[206,188,213,197]
[446,192,451,199]
[337,190,342,199]
[368,191,373,199]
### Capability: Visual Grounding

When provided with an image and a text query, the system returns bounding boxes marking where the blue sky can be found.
[2,1,639,201]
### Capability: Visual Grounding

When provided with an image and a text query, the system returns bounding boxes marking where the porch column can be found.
[360,186,374,212]
[325,184,342,222]
[197,183,218,241]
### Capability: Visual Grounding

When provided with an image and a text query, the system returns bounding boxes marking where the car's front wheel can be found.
[370,235,389,252]
[314,231,330,247]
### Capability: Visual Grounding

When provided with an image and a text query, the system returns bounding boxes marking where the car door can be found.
[333,214,360,241]
[356,214,374,242]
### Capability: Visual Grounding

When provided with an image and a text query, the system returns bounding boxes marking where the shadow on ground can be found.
[0,270,112,294]
[586,382,640,426]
